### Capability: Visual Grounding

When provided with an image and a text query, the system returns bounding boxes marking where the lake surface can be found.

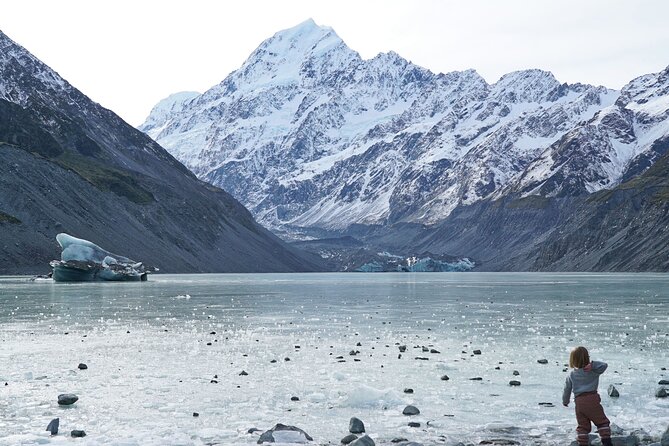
[0,273,667,445]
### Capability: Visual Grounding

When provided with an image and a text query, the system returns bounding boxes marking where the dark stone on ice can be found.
[391,438,408,443]
[509,380,521,386]
[349,416,365,434]
[656,387,668,398]
[270,359,277,363]
[512,371,519,376]
[659,379,669,385]
[538,402,554,407]
[77,363,87,370]
[473,349,482,355]
[408,421,421,427]
[342,433,358,444]
[404,388,414,394]
[240,370,249,376]
[291,396,299,401]
[349,434,375,446]
[71,430,86,437]
[257,423,313,444]
[46,418,59,435]
[248,428,261,434]
[210,379,218,383]
[58,393,78,405]
[399,345,407,352]
[537,359,548,364]
[441,375,450,381]
[193,412,199,417]
[608,384,620,397]
[469,377,483,380]
[403,405,420,415]
[430,349,440,354]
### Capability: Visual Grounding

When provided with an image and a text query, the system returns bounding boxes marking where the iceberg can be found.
[49,233,152,282]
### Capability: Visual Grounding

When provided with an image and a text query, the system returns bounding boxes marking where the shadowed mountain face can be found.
[0,30,323,274]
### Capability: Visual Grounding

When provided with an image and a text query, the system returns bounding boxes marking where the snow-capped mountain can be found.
[141,19,669,235]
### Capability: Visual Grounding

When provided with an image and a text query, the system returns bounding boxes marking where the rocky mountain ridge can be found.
[138,19,669,237]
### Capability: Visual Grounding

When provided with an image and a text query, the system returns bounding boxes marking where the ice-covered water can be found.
[0,273,667,445]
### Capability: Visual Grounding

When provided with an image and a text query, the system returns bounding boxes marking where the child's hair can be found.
[569,346,590,368]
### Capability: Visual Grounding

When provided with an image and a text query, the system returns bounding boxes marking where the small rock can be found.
[441,375,450,381]
[656,387,668,398]
[538,402,554,407]
[512,371,520,376]
[408,421,421,427]
[399,345,407,352]
[240,370,249,376]
[473,349,482,355]
[659,379,669,385]
[71,430,86,438]
[210,379,218,384]
[291,396,300,401]
[46,418,59,435]
[430,349,440,354]
[77,363,87,370]
[403,388,414,394]
[537,359,548,364]
[391,438,408,443]
[57,394,78,405]
[248,428,261,434]
[270,359,277,363]
[349,416,365,434]
[608,384,620,398]
[349,435,375,446]
[342,434,358,444]
[479,440,519,445]
[509,380,521,386]
[403,405,420,415]
[469,377,483,381]
[193,412,199,417]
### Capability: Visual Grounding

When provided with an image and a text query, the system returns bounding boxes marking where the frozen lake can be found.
[0,273,667,445]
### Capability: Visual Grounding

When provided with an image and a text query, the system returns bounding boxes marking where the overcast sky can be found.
[2,0,668,125]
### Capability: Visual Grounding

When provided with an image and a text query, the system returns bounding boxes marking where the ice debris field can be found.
[0,273,667,445]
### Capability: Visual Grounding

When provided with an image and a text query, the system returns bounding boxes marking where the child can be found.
[562,346,612,446]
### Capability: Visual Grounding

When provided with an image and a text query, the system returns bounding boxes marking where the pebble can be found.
[391,438,408,443]
[509,380,521,386]
[71,430,86,437]
[193,412,199,417]
[291,396,300,401]
[77,363,87,370]
[608,384,620,397]
[403,405,420,415]
[57,393,78,405]
[470,377,483,381]
[473,349,482,355]
[659,379,669,385]
[239,370,248,376]
[537,359,548,364]
[441,375,450,381]
[399,345,407,352]
[349,416,365,434]
[513,371,520,376]
[404,388,414,394]
[46,418,59,435]
[656,387,668,398]
[408,421,421,427]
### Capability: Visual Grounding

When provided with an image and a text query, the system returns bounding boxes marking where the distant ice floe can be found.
[49,233,154,282]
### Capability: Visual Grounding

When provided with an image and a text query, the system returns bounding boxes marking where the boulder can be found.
[46,418,59,435]
[349,417,365,434]
[257,424,313,444]
[57,394,78,405]
[402,405,420,415]
[342,434,358,444]
[608,384,620,397]
[349,435,375,446]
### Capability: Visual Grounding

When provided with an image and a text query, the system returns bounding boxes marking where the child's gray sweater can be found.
[562,361,608,405]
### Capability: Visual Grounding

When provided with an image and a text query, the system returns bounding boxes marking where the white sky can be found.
[2,0,668,126]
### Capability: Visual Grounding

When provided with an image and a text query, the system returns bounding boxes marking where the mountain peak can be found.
[492,69,562,103]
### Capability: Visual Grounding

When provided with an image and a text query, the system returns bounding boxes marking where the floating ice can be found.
[49,233,152,282]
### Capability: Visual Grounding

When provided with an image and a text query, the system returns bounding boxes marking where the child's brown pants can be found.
[574,392,611,446]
